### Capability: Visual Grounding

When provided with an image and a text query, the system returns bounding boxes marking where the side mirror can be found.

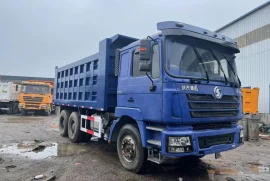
[139,39,151,61]
[139,62,151,72]
[115,49,121,76]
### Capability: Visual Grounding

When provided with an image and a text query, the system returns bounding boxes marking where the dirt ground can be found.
[0,114,270,181]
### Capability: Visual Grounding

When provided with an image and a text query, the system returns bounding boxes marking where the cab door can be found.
[118,41,163,122]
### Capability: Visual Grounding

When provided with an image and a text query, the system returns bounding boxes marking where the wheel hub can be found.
[121,136,136,162]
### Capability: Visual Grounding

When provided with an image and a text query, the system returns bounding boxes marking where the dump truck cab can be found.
[19,81,54,115]
[113,21,243,159]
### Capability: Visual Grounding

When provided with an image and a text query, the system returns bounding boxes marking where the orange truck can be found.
[18,81,54,115]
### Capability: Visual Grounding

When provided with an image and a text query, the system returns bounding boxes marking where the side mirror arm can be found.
[145,72,156,92]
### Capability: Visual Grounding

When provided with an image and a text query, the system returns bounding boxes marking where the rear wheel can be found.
[68,112,81,143]
[59,110,70,137]
[117,124,146,173]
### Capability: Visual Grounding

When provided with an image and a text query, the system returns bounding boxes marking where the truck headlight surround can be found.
[168,136,191,147]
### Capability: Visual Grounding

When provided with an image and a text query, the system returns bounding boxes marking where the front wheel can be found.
[117,124,146,173]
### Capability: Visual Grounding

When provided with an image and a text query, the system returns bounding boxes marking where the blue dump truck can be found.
[54,21,244,173]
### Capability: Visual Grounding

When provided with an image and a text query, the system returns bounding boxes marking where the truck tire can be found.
[59,110,70,137]
[68,112,81,143]
[117,124,146,173]
[12,103,18,114]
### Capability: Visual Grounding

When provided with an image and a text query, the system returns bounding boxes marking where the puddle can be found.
[0,141,91,159]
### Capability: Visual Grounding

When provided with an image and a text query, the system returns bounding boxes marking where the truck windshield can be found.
[21,84,50,94]
[165,36,239,85]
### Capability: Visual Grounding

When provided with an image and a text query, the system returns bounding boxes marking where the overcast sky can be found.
[0,0,268,78]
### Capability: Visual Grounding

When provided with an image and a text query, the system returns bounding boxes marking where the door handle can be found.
[128,97,134,102]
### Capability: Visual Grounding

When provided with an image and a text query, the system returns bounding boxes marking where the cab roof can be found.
[121,21,238,51]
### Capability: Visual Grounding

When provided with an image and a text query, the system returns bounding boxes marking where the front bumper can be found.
[19,104,48,110]
[160,125,243,157]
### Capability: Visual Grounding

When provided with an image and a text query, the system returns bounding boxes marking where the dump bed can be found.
[54,34,137,112]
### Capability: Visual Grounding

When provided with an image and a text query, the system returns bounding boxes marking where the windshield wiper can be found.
[223,55,241,87]
[193,45,209,83]
[210,49,228,85]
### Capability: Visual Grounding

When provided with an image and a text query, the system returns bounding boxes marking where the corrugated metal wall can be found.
[217,4,270,113]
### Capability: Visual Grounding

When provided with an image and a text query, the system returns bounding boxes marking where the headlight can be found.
[41,105,47,109]
[168,136,191,146]
[18,103,23,107]
[240,130,244,138]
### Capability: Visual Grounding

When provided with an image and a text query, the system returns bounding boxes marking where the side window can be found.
[132,49,145,77]
[151,44,160,79]
[120,53,129,77]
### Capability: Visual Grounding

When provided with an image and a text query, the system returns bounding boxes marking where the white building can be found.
[216,1,270,114]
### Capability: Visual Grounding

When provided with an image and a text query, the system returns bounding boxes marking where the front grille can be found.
[192,122,232,130]
[187,94,238,102]
[25,104,40,109]
[187,94,239,118]
[189,102,238,109]
[191,111,238,118]
[198,133,234,149]
[23,96,43,103]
